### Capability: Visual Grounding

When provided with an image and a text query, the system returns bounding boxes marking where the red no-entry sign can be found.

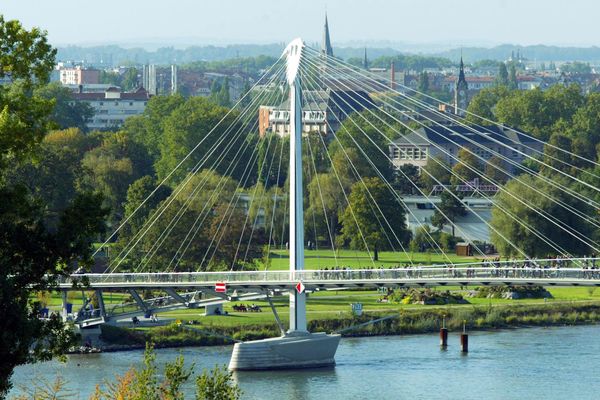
[215,282,227,293]
[296,281,305,294]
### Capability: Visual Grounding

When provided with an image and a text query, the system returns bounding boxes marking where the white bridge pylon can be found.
[285,38,307,333]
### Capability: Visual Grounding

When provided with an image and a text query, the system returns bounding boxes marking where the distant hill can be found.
[437,44,600,63]
[56,43,600,67]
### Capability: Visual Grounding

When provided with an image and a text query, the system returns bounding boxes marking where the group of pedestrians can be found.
[308,255,600,281]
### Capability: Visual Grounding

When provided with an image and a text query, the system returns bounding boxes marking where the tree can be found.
[490,174,594,257]
[450,147,483,185]
[417,71,430,93]
[508,64,518,90]
[484,155,509,185]
[206,203,265,271]
[494,84,584,140]
[306,172,345,246]
[330,110,395,182]
[78,131,153,225]
[0,16,56,170]
[466,86,511,125]
[340,177,410,261]
[92,343,194,400]
[496,63,509,86]
[34,82,94,132]
[117,175,172,247]
[195,365,242,400]
[393,164,420,194]
[121,67,139,91]
[119,170,239,272]
[0,188,108,396]
[430,188,467,236]
[419,156,452,192]
[155,97,243,185]
[0,17,108,395]
[3,128,94,219]
[122,94,186,162]
[210,78,231,107]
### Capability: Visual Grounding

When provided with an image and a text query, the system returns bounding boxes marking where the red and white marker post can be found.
[215,282,227,293]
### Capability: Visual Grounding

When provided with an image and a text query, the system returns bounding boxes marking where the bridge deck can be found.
[58,266,600,291]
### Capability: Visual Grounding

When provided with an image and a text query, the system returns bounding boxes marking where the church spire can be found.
[457,55,466,84]
[322,13,333,57]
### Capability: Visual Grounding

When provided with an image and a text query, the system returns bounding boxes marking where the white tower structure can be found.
[229,39,340,370]
[287,39,307,333]
[171,65,178,95]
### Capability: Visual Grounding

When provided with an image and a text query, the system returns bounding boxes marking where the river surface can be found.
[10,325,600,399]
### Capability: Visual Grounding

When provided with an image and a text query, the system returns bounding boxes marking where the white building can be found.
[72,87,151,131]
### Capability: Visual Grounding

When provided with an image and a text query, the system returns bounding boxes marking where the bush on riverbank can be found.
[388,288,469,305]
[98,303,600,348]
[472,285,552,299]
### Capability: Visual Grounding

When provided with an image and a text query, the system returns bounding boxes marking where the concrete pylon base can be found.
[228,332,340,370]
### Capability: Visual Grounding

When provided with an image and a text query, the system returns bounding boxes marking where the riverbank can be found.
[94,301,600,351]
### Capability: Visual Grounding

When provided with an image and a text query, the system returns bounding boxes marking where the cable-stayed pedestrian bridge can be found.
[59,260,600,292]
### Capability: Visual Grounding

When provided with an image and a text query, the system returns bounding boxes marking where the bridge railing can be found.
[58,260,600,286]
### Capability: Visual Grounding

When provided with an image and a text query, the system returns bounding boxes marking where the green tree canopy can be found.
[490,174,595,257]
[340,177,410,261]
[155,97,246,186]
[34,82,94,132]
[430,187,467,236]
[0,17,108,394]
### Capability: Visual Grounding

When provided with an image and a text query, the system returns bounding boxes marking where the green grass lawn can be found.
[266,249,479,270]
[155,286,600,328]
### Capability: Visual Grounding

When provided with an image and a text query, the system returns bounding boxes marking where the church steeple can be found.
[454,55,469,116]
[322,14,333,57]
[363,47,368,69]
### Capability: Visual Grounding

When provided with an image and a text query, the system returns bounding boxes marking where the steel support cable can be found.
[307,48,600,197]
[95,57,287,257]
[200,104,284,270]
[301,56,538,260]
[299,61,421,264]
[176,89,285,272]
[300,57,453,260]
[107,62,287,273]
[305,128,339,267]
[305,47,600,179]
[303,55,592,260]
[229,129,283,270]
[261,131,289,270]
[292,70,375,268]
[309,56,600,254]
[122,71,285,274]
[300,64,400,256]
[238,132,287,267]
[163,84,288,273]
[306,48,600,220]
[301,56,484,260]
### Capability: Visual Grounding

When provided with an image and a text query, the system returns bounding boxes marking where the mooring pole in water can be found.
[440,314,448,349]
[460,320,469,353]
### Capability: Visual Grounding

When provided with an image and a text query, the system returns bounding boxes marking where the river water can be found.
[11,325,600,399]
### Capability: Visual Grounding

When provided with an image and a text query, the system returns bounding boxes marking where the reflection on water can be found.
[11,325,600,399]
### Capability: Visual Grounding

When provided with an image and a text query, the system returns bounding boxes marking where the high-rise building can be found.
[142,64,157,95]
[171,65,178,95]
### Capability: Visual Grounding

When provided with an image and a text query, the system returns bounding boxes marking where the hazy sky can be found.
[3,0,598,48]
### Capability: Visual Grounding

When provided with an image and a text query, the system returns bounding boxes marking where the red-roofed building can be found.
[72,87,151,131]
